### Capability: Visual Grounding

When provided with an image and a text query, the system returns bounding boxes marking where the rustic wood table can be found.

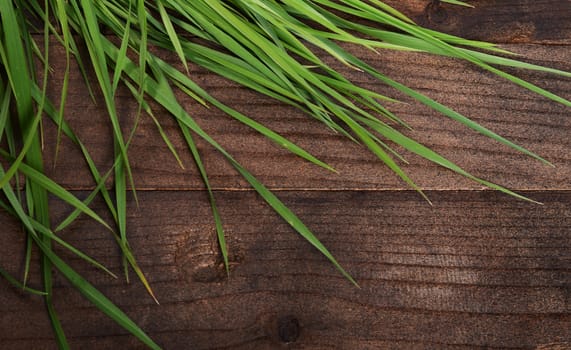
[1,1,570,349]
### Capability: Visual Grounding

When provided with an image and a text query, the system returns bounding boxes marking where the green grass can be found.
[0,1,569,348]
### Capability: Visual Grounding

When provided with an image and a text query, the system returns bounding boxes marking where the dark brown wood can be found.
[2,1,571,349]
[27,0,571,43]
[1,190,570,349]
[384,0,571,44]
[42,43,571,192]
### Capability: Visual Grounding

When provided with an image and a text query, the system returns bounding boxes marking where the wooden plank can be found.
[4,2,570,349]
[1,190,570,349]
[26,1,571,43]
[386,0,571,44]
[41,43,571,191]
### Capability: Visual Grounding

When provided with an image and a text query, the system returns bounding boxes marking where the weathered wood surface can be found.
[388,0,571,44]
[2,1,571,349]
[2,191,571,349]
[42,43,571,192]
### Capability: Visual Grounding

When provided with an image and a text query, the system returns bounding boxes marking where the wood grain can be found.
[1,190,570,349]
[28,1,571,43]
[41,43,571,192]
[3,1,571,349]
[389,0,571,44]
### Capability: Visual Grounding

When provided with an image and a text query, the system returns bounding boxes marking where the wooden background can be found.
[1,1,571,348]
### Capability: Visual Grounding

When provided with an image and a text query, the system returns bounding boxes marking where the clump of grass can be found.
[0,0,569,348]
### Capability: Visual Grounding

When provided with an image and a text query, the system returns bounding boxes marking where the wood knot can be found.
[425,1,449,24]
[189,253,243,283]
[191,264,227,283]
[277,315,300,344]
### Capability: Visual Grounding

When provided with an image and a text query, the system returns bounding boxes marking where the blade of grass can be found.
[0,265,47,296]
[104,38,356,283]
